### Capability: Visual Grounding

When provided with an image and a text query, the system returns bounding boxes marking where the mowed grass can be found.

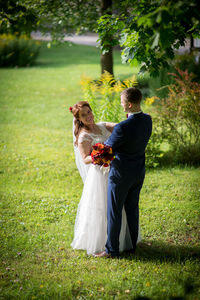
[0,42,200,299]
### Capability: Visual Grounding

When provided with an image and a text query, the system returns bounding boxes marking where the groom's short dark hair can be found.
[121,87,142,104]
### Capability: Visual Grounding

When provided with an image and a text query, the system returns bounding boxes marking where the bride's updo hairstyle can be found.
[70,101,92,145]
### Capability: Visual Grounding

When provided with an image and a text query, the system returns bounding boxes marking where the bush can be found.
[145,128,164,168]
[148,65,175,99]
[174,51,200,82]
[143,99,164,168]
[80,72,163,168]
[148,52,200,100]
[157,68,200,165]
[137,74,150,99]
[0,34,40,67]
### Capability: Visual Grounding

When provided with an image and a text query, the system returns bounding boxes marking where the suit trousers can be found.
[105,176,144,256]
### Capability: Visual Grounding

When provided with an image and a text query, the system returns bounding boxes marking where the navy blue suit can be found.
[104,112,152,256]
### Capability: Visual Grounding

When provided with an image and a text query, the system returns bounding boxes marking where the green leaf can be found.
[156,11,162,23]
[151,32,160,49]
[139,64,147,75]
[117,21,125,30]
[160,28,173,48]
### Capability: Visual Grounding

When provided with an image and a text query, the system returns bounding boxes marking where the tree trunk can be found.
[101,46,113,75]
[190,35,194,53]
[100,0,113,76]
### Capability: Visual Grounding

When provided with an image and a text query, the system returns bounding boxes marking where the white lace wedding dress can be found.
[71,122,140,255]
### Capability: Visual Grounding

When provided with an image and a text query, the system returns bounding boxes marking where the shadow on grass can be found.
[122,240,200,263]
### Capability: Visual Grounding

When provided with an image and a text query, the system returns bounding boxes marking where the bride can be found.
[70,101,139,255]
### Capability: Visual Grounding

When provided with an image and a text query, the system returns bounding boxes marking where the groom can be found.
[95,87,152,258]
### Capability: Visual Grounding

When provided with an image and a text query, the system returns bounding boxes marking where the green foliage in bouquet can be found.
[157,68,200,165]
[0,34,40,67]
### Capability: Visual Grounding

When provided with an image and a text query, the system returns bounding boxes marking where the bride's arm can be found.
[78,140,93,164]
[105,122,117,133]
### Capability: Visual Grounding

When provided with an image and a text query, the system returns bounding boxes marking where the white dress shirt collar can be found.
[127,111,142,117]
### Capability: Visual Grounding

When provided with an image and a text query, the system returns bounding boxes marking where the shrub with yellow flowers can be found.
[80,71,138,123]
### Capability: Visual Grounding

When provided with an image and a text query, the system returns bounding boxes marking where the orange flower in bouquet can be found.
[91,143,114,167]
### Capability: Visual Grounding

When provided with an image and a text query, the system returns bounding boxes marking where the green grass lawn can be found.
[0,42,200,299]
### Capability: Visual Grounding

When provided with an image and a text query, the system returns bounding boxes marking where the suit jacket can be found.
[105,112,152,185]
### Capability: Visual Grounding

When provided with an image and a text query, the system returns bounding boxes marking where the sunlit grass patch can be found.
[0,42,200,299]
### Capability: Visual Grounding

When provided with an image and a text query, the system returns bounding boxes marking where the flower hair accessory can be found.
[69,106,73,112]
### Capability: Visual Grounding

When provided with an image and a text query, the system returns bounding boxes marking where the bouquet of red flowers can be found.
[91,143,114,167]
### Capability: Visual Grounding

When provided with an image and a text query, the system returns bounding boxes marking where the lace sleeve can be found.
[78,132,93,144]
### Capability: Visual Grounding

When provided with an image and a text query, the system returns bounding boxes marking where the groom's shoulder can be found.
[143,112,152,118]
[117,113,152,126]
[117,118,128,128]
[144,113,152,123]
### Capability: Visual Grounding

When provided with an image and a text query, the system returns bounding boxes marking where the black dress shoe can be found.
[123,248,136,255]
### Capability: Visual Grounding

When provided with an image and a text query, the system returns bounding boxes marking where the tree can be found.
[97,0,200,76]
[0,0,38,35]
[0,0,117,76]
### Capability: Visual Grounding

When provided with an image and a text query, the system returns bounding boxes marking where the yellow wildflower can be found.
[113,80,124,93]
[80,74,92,88]
[144,96,156,106]
[100,71,115,86]
[90,82,99,93]
[123,75,138,88]
[146,282,151,287]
